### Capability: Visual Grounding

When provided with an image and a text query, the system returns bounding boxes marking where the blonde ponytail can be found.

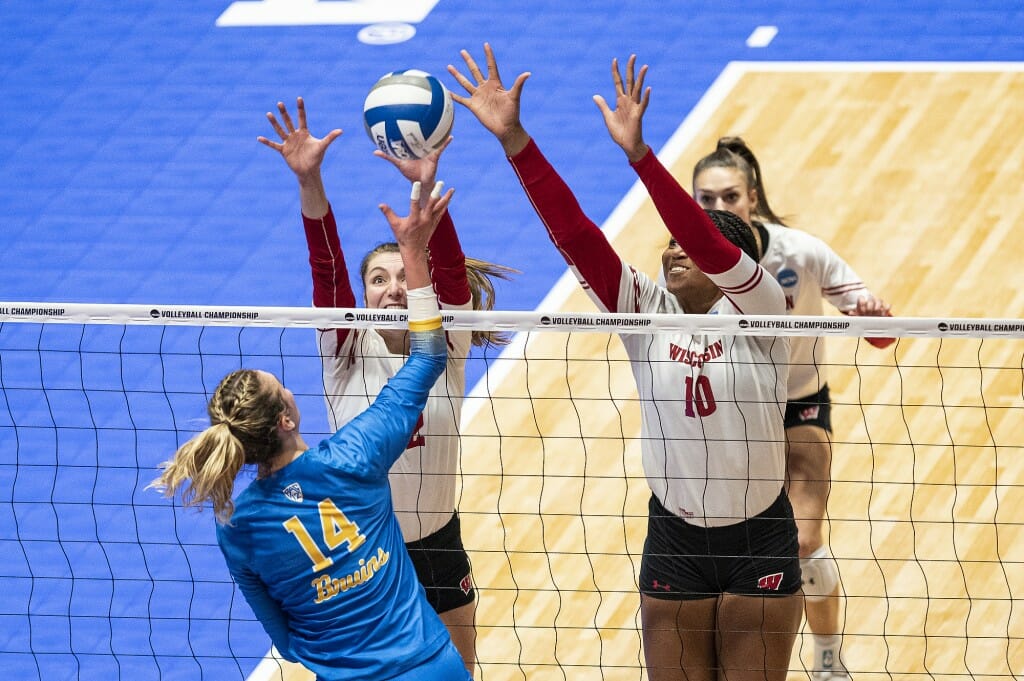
[149,369,286,524]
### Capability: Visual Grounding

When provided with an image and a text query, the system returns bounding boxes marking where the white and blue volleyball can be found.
[363,69,454,159]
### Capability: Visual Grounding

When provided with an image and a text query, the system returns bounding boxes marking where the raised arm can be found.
[595,56,742,276]
[449,43,626,312]
[373,137,471,306]
[259,98,356,349]
[332,182,454,479]
[594,56,783,314]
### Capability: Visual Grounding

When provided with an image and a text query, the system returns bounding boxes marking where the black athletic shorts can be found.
[639,492,801,600]
[405,512,475,613]
[784,384,832,432]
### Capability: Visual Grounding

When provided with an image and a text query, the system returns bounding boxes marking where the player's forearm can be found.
[631,148,740,275]
[302,207,356,309]
[508,138,624,310]
[426,212,471,305]
[298,170,329,220]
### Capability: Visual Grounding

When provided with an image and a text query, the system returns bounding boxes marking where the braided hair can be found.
[705,209,761,262]
[150,369,286,524]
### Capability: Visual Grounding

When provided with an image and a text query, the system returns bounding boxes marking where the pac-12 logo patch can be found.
[283,483,303,503]
[777,268,798,287]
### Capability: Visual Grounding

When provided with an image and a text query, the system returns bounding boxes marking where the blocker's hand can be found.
[374,136,453,204]
[448,43,531,157]
[258,97,342,181]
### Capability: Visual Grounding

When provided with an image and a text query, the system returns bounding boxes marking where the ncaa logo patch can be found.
[777,268,798,287]
[282,483,303,503]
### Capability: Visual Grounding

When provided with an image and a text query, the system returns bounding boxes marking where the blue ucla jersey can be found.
[217,330,452,681]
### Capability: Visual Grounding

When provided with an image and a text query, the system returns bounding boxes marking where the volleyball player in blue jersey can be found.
[151,180,472,681]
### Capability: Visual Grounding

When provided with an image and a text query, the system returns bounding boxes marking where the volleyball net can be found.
[1,303,1021,681]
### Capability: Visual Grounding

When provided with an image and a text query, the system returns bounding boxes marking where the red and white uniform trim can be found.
[509,140,790,527]
[304,207,472,541]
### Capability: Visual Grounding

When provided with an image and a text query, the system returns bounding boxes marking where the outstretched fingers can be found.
[483,42,502,85]
[264,109,288,142]
[380,181,456,245]
[296,96,308,131]
[611,57,625,96]
[276,100,297,134]
[426,181,455,218]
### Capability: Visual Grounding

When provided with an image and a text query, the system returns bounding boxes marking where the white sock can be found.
[813,634,845,672]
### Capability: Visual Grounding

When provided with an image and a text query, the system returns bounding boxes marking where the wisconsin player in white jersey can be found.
[257,98,515,675]
[151,182,473,681]
[450,45,802,681]
[694,136,895,680]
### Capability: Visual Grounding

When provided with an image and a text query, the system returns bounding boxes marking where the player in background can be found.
[693,137,895,680]
[257,98,516,676]
[450,45,802,681]
[150,182,473,681]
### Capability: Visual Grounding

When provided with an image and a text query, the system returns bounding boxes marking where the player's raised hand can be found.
[380,181,455,252]
[593,55,652,164]
[374,135,453,205]
[448,43,531,156]
[258,97,342,180]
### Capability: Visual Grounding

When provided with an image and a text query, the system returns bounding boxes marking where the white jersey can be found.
[759,222,872,400]
[600,256,790,528]
[318,301,472,541]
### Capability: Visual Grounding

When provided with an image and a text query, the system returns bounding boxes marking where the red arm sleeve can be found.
[630,149,741,275]
[507,139,624,312]
[303,205,355,346]
[426,211,472,306]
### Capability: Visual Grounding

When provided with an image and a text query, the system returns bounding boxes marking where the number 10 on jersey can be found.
[684,375,717,417]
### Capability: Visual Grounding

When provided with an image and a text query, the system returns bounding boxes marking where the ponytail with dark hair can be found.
[150,369,285,524]
[694,136,788,227]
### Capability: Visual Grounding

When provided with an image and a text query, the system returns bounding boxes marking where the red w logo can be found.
[799,405,820,422]
[757,572,784,591]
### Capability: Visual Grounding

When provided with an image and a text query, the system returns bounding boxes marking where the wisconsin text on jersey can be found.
[312,547,390,604]
[668,340,723,368]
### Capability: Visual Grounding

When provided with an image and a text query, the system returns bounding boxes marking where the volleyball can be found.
[363,69,454,160]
